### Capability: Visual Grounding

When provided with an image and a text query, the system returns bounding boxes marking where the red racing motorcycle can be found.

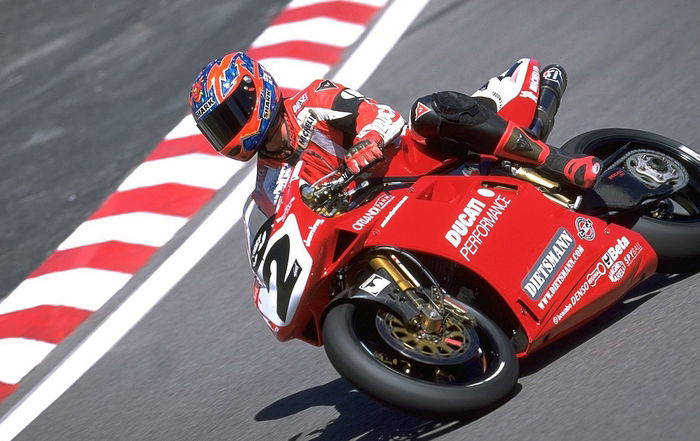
[242,68,700,414]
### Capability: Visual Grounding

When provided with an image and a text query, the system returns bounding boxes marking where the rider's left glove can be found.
[345,139,384,175]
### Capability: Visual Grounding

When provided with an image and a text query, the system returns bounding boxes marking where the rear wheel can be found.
[322,300,518,415]
[561,128,700,273]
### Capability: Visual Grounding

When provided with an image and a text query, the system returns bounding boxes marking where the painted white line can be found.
[333,0,430,90]
[0,2,427,437]
[117,153,243,191]
[57,213,188,251]
[0,270,131,315]
[0,340,56,385]
[286,0,388,8]
[258,58,331,90]
[0,167,257,440]
[251,18,365,48]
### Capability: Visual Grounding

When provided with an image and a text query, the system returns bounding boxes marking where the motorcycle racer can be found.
[189,52,601,215]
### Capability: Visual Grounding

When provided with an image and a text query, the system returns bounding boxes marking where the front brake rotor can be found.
[374,310,479,365]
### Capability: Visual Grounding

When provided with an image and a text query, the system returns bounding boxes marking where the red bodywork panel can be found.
[252,140,657,356]
[250,60,656,356]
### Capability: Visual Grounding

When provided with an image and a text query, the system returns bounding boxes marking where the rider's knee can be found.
[408,91,507,154]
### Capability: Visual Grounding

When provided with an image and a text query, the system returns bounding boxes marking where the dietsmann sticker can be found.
[522,228,575,301]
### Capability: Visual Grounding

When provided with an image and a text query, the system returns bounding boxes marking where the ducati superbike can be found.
[242,82,700,416]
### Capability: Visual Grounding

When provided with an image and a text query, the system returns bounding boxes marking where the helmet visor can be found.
[197,81,257,151]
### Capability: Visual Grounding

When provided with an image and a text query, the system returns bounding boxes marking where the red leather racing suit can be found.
[252,79,405,215]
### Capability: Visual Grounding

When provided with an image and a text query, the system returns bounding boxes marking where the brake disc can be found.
[374,310,479,365]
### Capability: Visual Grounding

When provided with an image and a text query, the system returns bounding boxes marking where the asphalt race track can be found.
[2,0,700,440]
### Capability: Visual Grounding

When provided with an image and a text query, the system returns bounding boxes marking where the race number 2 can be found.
[255,214,312,326]
[261,234,301,322]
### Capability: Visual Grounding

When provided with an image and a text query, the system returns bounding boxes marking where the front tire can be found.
[322,302,518,415]
[561,128,700,273]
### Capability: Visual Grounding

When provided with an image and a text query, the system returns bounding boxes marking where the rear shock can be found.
[529,65,568,142]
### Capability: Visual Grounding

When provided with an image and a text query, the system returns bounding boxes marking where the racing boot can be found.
[493,121,602,189]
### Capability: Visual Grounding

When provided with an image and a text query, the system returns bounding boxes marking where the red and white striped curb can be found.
[0,0,389,404]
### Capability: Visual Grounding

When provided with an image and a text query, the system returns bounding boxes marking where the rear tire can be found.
[322,302,518,415]
[561,128,700,273]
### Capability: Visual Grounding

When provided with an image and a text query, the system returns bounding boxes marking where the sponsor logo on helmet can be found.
[190,77,205,105]
[262,87,272,120]
[194,97,216,119]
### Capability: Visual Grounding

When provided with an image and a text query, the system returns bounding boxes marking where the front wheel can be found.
[561,128,700,273]
[322,301,518,415]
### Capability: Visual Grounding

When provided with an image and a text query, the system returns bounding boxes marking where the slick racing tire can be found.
[322,302,518,415]
[561,128,700,273]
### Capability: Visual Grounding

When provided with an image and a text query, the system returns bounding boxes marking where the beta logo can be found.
[602,236,630,268]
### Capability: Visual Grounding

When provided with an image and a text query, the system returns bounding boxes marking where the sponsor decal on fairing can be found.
[444,190,511,262]
[575,217,595,241]
[602,236,630,268]
[352,194,396,231]
[586,262,606,287]
[459,195,512,262]
[536,243,584,310]
[608,261,626,282]
[623,242,644,266]
[522,228,575,301]
[255,214,313,327]
[445,198,487,247]
[359,274,392,296]
[303,219,324,247]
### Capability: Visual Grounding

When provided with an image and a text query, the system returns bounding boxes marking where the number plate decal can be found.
[255,214,312,326]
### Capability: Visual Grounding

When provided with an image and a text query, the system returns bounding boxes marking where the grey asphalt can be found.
[3,0,700,440]
[0,0,288,298]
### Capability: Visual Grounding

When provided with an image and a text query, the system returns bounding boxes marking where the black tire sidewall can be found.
[322,302,518,415]
[561,128,700,273]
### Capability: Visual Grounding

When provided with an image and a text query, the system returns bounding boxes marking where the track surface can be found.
[3,0,700,440]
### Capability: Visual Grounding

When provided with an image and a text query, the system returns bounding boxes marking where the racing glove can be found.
[345,139,384,175]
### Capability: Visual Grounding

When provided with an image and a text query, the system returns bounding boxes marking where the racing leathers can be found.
[252,79,405,215]
[253,59,601,216]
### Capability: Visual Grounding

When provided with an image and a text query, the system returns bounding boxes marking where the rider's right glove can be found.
[345,139,384,175]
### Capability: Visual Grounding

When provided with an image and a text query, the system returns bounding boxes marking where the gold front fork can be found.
[367,254,443,333]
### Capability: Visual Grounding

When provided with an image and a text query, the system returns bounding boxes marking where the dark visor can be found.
[197,82,257,151]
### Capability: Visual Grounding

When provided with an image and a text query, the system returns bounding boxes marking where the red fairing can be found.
[249,134,657,356]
